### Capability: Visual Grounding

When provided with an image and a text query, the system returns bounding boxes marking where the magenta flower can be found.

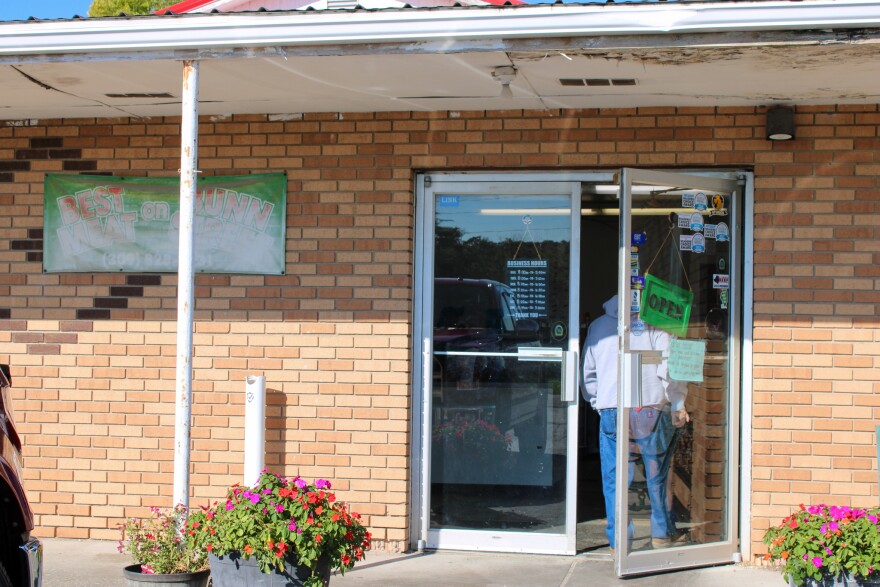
[812,557,823,568]
[225,500,234,511]
[288,521,298,532]
[276,504,284,513]
[294,478,307,490]
[316,479,331,490]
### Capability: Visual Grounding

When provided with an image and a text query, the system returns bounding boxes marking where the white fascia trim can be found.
[2,0,880,57]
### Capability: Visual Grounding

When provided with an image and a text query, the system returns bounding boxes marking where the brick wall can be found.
[1,105,878,556]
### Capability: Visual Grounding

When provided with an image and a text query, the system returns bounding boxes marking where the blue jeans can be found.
[598,407,681,548]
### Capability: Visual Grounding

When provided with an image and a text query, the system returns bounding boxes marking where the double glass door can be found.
[414,170,743,573]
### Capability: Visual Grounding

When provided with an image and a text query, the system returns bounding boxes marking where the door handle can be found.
[561,351,577,402]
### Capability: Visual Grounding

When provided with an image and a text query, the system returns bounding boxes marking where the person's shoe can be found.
[651,531,689,549]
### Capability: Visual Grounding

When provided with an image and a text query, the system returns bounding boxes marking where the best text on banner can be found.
[43,173,287,274]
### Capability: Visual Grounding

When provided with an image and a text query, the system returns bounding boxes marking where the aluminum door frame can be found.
[411,172,591,555]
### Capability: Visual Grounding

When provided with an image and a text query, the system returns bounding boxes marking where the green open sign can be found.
[638,274,693,337]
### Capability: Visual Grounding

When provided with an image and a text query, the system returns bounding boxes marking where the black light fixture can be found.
[766,106,795,141]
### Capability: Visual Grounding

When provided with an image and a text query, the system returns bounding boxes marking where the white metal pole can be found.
[244,376,267,487]
[173,59,199,510]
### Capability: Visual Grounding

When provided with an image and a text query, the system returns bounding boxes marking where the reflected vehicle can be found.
[432,278,560,492]
[433,277,538,388]
[0,365,42,587]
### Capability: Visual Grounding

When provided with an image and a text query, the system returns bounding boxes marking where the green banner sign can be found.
[43,173,286,274]
[638,273,693,337]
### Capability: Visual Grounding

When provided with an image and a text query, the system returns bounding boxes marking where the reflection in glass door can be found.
[419,179,581,554]
[616,169,741,576]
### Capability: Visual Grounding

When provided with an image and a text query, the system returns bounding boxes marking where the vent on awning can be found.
[559,79,637,87]
[105,93,175,98]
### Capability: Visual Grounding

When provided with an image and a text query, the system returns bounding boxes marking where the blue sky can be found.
[0,1,94,21]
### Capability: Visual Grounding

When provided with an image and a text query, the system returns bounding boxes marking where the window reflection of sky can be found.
[435,194,570,243]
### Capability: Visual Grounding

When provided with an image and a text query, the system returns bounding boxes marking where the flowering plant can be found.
[187,471,370,587]
[763,504,880,586]
[119,504,208,575]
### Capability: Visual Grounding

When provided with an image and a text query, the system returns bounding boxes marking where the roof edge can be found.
[2,0,880,59]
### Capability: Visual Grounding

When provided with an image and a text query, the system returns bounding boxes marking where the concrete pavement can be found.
[41,538,783,587]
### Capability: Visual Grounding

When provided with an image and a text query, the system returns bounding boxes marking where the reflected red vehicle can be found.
[433,278,539,386]
[0,365,42,587]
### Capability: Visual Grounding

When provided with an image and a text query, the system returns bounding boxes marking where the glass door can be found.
[615,168,741,575]
[418,176,581,554]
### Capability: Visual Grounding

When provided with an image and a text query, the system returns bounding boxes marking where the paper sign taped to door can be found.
[668,338,706,383]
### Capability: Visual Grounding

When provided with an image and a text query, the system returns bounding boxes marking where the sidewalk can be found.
[41,538,782,587]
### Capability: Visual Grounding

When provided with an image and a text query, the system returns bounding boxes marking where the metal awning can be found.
[0,0,880,119]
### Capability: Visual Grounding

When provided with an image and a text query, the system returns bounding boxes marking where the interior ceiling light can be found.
[492,66,517,99]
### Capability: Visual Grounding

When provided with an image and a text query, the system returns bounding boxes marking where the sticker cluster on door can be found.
[630,231,646,316]
[677,192,729,255]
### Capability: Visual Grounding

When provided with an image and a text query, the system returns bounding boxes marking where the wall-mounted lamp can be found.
[492,66,517,99]
[766,106,795,141]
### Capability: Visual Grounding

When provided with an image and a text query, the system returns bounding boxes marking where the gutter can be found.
[1,0,880,58]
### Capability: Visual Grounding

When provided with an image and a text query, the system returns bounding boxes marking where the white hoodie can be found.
[582,295,687,412]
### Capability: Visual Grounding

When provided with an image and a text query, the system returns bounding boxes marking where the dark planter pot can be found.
[122,565,210,587]
[209,552,331,587]
[790,574,880,587]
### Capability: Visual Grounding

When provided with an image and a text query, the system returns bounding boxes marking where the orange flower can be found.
[244,544,254,555]
[781,551,789,560]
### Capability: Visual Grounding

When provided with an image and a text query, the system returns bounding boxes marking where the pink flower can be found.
[141,565,155,575]
[288,521,298,532]
[294,478,307,490]
[315,479,331,490]
[225,501,234,511]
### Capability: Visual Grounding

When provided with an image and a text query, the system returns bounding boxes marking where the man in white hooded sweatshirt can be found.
[582,294,689,552]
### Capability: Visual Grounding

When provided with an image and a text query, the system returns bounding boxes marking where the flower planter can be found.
[209,552,331,587]
[122,565,210,587]
[789,574,880,587]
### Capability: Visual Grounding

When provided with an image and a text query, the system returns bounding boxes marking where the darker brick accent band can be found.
[63,160,98,171]
[0,161,30,171]
[30,138,64,149]
[15,149,49,160]
[94,297,128,309]
[127,275,162,286]
[11,240,42,250]
[76,309,111,320]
